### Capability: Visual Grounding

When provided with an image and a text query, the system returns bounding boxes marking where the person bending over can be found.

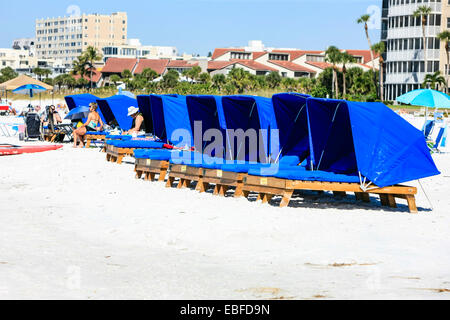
[73,103,104,148]
[124,106,146,135]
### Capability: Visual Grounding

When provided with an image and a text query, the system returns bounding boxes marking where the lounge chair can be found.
[106,140,166,164]
[242,167,419,212]
[241,98,440,213]
[134,149,174,182]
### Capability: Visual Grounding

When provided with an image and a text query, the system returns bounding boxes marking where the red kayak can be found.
[0,144,63,156]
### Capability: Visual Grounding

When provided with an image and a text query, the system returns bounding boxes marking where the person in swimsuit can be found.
[73,103,104,148]
[124,106,146,135]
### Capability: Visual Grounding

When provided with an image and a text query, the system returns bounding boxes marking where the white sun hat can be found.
[127,106,139,117]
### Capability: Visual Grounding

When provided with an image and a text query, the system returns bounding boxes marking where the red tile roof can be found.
[272,50,324,61]
[304,61,334,70]
[232,60,278,72]
[267,60,316,73]
[344,50,379,64]
[134,59,170,75]
[207,61,235,70]
[252,51,267,60]
[72,69,102,83]
[102,58,138,74]
[168,60,199,68]
[211,48,245,60]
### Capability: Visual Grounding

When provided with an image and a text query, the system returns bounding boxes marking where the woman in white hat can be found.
[124,106,146,135]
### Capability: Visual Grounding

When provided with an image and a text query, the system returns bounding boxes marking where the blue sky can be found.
[0,0,381,55]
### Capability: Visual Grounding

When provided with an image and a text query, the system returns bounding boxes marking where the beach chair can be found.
[242,167,419,212]
[134,149,174,182]
[431,126,448,153]
[106,139,166,164]
[241,98,440,214]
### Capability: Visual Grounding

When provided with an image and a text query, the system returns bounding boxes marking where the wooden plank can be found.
[405,195,418,214]
[280,190,294,208]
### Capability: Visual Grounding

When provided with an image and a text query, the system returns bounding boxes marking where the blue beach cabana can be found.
[306,98,440,188]
[221,95,278,163]
[272,93,310,163]
[97,95,137,131]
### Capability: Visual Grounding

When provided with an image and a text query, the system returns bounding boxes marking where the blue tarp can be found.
[160,95,193,147]
[137,94,178,135]
[96,95,137,130]
[221,96,278,163]
[272,93,310,163]
[186,95,227,155]
[306,98,440,187]
[65,94,106,124]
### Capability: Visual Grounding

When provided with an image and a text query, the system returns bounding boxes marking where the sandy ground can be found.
[0,116,449,300]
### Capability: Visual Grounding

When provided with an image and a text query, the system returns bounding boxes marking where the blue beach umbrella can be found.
[396,89,450,108]
[65,106,91,120]
[13,84,48,98]
[397,89,450,133]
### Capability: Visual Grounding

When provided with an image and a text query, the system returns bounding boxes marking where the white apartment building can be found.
[35,12,127,68]
[102,39,178,62]
[382,0,450,100]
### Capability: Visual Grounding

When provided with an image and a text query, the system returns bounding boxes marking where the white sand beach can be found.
[0,115,449,300]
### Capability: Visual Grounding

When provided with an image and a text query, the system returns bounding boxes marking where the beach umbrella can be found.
[12,84,47,98]
[396,89,450,132]
[396,89,450,108]
[13,84,48,106]
[65,106,91,120]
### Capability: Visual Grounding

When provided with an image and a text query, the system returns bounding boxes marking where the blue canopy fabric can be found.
[272,93,310,163]
[396,89,450,108]
[160,95,193,147]
[221,96,278,163]
[65,94,99,111]
[149,95,168,141]
[64,94,106,124]
[96,95,137,130]
[306,98,440,188]
[137,94,178,136]
[186,95,227,155]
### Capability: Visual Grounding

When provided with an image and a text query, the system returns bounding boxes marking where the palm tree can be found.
[212,74,226,91]
[372,42,386,101]
[83,46,102,89]
[188,66,202,83]
[32,67,45,81]
[266,71,282,89]
[141,68,158,83]
[110,74,121,87]
[413,6,432,73]
[357,14,376,70]
[71,55,88,80]
[437,30,450,93]
[340,52,355,97]
[325,46,342,99]
[423,71,446,90]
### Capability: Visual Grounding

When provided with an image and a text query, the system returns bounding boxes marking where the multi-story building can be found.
[382,0,449,101]
[35,12,127,68]
[102,39,178,62]
[208,41,379,79]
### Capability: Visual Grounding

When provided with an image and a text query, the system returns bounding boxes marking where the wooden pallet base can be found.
[135,159,169,182]
[200,168,246,197]
[105,145,135,164]
[86,135,106,149]
[242,175,419,213]
[166,164,203,189]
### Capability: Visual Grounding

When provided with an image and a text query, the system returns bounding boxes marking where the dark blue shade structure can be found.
[96,95,137,130]
[65,93,106,123]
[186,95,227,155]
[306,98,441,188]
[272,93,310,163]
[221,96,278,163]
[162,95,193,147]
[137,94,178,135]
[65,94,99,111]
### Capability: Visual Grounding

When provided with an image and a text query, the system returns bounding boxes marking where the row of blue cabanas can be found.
[65,93,440,188]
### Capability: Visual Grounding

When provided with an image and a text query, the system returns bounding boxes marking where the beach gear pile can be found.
[65,93,441,213]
